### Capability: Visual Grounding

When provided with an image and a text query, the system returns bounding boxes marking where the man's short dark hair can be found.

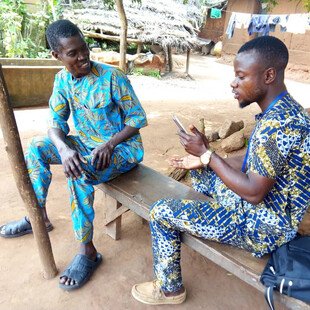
[238,36,289,71]
[46,19,83,52]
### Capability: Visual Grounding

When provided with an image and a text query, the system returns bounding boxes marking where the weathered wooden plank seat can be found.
[97,164,309,309]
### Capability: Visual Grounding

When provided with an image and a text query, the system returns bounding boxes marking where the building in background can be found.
[199,0,310,68]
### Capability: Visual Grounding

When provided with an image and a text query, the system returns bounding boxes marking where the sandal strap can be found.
[60,254,101,284]
[4,217,31,235]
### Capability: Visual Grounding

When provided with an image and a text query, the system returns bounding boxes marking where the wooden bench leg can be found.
[104,193,129,240]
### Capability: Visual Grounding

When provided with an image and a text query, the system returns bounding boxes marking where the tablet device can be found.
[172,115,188,134]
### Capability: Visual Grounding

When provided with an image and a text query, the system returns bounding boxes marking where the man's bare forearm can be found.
[209,153,275,204]
[107,126,139,148]
[223,155,244,171]
[48,128,70,154]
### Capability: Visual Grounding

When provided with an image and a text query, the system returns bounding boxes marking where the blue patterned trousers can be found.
[25,135,139,243]
[150,168,252,293]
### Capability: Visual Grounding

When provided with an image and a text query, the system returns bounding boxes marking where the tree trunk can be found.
[115,0,128,72]
[0,66,57,279]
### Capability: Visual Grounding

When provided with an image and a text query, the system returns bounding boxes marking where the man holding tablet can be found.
[131,36,310,305]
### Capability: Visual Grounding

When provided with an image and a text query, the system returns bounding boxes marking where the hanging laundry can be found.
[234,12,251,29]
[225,12,251,38]
[306,14,310,31]
[248,14,270,36]
[268,15,288,32]
[226,12,236,39]
[210,8,222,19]
[225,11,310,39]
[286,14,308,34]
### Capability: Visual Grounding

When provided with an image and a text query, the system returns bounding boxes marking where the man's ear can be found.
[51,51,60,61]
[265,67,276,85]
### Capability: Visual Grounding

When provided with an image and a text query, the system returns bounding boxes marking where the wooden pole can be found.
[185,48,190,75]
[115,0,128,72]
[0,65,57,279]
[167,46,173,72]
[137,43,142,54]
[83,30,142,44]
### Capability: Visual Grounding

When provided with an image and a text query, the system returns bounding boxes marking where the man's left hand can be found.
[91,141,115,170]
[179,125,209,157]
[169,155,203,170]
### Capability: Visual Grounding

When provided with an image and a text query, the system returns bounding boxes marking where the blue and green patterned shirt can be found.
[48,61,147,159]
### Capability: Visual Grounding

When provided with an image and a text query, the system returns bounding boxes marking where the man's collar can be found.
[255,92,290,121]
[89,61,100,77]
[65,61,96,81]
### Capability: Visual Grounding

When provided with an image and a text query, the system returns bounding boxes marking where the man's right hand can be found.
[59,147,86,179]
[48,128,86,179]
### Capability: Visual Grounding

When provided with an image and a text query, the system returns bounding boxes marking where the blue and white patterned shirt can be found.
[243,93,310,255]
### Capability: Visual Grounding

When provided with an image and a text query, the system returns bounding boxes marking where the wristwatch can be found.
[200,149,214,166]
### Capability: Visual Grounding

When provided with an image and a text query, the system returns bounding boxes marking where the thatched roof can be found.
[62,0,203,52]
[204,0,227,8]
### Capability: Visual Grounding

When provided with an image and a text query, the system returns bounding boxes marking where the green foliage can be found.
[261,0,310,12]
[102,0,115,10]
[101,41,119,51]
[102,0,141,10]
[300,0,310,11]
[85,37,96,46]
[72,1,84,9]
[0,0,61,58]
[132,67,161,78]
[2,0,27,16]
[126,42,138,54]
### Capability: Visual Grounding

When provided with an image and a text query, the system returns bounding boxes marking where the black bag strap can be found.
[264,286,275,310]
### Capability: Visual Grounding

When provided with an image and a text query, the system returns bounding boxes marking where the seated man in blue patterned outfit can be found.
[132,36,310,305]
[0,20,147,290]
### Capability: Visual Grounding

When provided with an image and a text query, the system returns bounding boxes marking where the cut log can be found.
[167,167,188,181]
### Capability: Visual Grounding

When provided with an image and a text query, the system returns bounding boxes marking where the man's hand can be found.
[179,125,210,157]
[91,141,115,170]
[59,147,86,179]
[169,155,204,170]
[48,128,86,179]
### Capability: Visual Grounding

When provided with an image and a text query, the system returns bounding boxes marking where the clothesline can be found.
[207,7,310,22]
[210,7,310,16]
[225,11,310,38]
[222,10,310,16]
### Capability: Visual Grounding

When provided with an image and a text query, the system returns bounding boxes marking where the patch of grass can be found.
[132,67,161,78]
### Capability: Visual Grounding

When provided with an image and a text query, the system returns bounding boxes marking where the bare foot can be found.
[59,241,97,287]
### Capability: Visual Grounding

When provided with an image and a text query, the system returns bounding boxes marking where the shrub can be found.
[0,0,59,58]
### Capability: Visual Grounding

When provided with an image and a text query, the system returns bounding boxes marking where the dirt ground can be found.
[0,54,309,310]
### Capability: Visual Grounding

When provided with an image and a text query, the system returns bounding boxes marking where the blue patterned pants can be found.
[150,168,252,293]
[25,135,138,243]
[150,166,297,292]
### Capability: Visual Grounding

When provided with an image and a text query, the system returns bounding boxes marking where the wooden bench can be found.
[97,164,309,310]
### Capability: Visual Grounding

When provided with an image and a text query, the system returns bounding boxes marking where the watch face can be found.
[201,150,212,165]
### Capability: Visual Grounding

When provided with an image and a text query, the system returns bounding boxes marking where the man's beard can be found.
[239,100,251,109]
